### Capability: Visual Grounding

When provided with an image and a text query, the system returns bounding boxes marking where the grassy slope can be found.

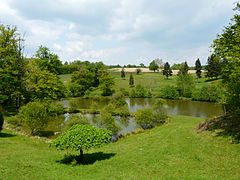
[1,115,240,180]
[59,72,221,96]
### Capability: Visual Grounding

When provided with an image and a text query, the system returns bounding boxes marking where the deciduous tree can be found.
[50,124,112,161]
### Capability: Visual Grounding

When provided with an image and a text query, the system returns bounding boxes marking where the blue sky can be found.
[0,0,236,65]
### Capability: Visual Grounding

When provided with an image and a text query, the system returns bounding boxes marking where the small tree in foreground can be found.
[50,124,112,162]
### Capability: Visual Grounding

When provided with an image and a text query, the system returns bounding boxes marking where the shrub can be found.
[48,102,65,115]
[68,99,79,113]
[158,85,179,99]
[119,88,129,96]
[99,111,121,135]
[192,85,223,102]
[6,115,22,127]
[177,74,195,98]
[18,102,49,135]
[135,108,167,129]
[130,85,152,98]
[63,114,89,132]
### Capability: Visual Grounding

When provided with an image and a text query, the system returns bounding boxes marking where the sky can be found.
[0,0,236,66]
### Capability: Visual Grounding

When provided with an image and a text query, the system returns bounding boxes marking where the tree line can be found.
[0,25,114,111]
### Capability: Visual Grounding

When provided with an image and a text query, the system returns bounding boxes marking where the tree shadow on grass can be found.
[197,112,240,143]
[0,132,16,138]
[56,152,116,165]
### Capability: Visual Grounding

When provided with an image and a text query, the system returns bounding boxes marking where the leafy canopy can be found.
[51,124,112,151]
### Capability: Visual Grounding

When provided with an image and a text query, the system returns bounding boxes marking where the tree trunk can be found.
[80,149,83,162]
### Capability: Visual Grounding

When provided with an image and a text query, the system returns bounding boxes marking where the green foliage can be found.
[149,60,159,72]
[135,108,167,129]
[178,61,189,75]
[158,85,179,99]
[211,5,240,112]
[98,110,120,135]
[152,98,166,113]
[205,55,222,79]
[50,124,112,152]
[119,88,129,96]
[18,102,49,135]
[0,110,3,132]
[0,24,26,108]
[129,73,134,87]
[121,68,125,78]
[47,102,65,115]
[68,99,79,113]
[34,46,62,74]
[162,62,172,79]
[70,67,94,96]
[130,84,152,98]
[195,58,202,78]
[171,63,182,70]
[26,63,65,101]
[112,92,127,107]
[6,115,22,127]
[177,74,195,98]
[63,114,89,132]
[99,70,115,96]
[192,85,224,102]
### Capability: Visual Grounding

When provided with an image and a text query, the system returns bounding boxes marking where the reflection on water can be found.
[61,97,223,118]
[50,97,224,138]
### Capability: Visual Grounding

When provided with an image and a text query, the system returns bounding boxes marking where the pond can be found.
[46,98,223,139]
[61,97,223,118]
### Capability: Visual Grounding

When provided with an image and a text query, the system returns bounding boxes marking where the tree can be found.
[153,58,164,69]
[99,70,115,96]
[149,60,159,72]
[18,102,49,135]
[121,68,125,79]
[211,3,240,112]
[50,124,112,161]
[0,25,26,108]
[205,55,222,79]
[195,58,202,78]
[177,74,195,97]
[34,46,62,74]
[26,61,65,101]
[162,62,172,79]
[136,68,141,75]
[139,63,145,67]
[71,67,94,96]
[129,73,134,87]
[178,61,189,75]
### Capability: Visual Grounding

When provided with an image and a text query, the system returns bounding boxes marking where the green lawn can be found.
[1,115,239,180]
[59,72,221,96]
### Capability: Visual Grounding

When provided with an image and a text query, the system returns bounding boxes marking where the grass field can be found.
[1,115,239,180]
[59,71,221,96]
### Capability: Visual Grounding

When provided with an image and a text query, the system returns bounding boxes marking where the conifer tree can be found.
[195,58,202,78]
[162,62,172,79]
[129,73,134,87]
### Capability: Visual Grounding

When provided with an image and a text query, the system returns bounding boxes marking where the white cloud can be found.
[0,0,236,65]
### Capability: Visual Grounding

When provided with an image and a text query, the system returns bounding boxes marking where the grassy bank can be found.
[59,72,221,96]
[1,115,239,180]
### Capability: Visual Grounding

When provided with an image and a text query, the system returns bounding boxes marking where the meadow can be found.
[1,115,240,180]
[59,70,221,96]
